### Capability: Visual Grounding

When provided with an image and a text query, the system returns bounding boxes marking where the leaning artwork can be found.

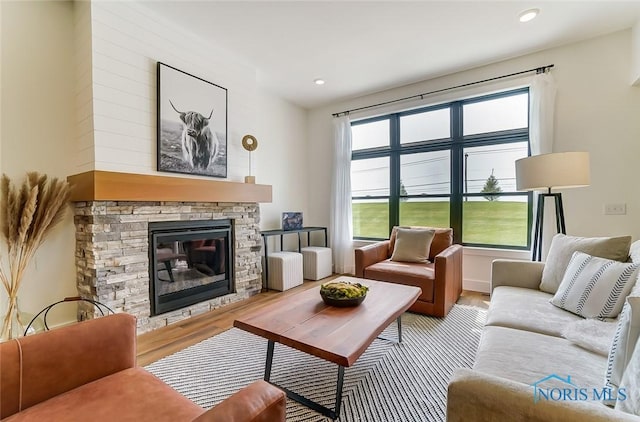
[157,62,228,178]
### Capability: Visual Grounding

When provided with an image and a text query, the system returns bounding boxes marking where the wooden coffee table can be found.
[233,277,421,420]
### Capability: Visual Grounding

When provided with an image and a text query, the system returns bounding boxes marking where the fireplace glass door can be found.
[149,220,233,315]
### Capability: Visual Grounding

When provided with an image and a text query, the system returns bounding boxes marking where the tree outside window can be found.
[399,180,408,202]
[481,169,502,201]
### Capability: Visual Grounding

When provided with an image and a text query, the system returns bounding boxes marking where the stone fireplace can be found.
[69,171,272,334]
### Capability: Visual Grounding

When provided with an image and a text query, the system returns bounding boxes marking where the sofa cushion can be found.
[364,259,434,303]
[474,326,607,392]
[561,318,617,356]
[606,296,640,404]
[487,286,583,338]
[4,368,204,422]
[540,234,631,294]
[389,226,452,261]
[550,252,640,319]
[390,227,435,263]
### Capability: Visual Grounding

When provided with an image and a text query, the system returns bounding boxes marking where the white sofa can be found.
[447,259,640,422]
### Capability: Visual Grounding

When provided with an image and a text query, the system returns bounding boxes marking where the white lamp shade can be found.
[516,152,590,191]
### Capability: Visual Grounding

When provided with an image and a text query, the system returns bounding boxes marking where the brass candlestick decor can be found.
[242,134,258,184]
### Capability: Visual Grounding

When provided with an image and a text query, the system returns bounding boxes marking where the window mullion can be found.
[389,114,400,236]
[450,102,463,244]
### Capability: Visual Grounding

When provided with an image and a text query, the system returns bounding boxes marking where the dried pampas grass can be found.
[0,172,70,339]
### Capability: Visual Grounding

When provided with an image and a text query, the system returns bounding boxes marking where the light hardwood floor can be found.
[136,275,489,366]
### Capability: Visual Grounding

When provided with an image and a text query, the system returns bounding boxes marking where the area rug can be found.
[146,304,486,422]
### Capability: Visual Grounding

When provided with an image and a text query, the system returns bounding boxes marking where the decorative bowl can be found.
[320,280,368,307]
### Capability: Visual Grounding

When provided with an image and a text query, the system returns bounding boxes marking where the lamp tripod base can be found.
[532,192,566,261]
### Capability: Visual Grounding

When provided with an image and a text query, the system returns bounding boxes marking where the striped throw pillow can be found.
[606,296,640,407]
[550,252,640,319]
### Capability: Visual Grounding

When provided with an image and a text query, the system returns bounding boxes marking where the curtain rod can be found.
[332,64,554,118]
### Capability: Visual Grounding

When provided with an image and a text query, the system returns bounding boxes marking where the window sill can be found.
[354,240,530,260]
[353,239,379,247]
[463,246,530,260]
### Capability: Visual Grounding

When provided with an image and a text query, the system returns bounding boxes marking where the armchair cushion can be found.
[4,368,203,422]
[389,226,453,261]
[390,227,435,263]
[364,260,435,303]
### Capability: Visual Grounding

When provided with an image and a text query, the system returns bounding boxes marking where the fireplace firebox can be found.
[149,220,234,316]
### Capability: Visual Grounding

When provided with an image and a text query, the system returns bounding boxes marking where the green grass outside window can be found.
[352,201,527,247]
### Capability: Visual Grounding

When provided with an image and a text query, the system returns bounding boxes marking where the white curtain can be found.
[330,116,355,274]
[529,71,557,258]
[529,72,556,156]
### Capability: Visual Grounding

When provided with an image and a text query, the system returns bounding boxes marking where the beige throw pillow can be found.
[390,228,435,263]
[539,234,632,294]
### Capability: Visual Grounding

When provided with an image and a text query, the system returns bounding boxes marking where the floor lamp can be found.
[515,152,590,261]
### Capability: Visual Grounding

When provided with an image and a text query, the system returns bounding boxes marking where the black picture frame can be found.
[157,62,228,178]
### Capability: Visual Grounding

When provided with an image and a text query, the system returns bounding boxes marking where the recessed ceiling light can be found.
[519,8,539,23]
[314,79,325,85]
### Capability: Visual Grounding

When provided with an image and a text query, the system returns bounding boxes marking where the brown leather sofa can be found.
[0,313,286,421]
[355,226,463,317]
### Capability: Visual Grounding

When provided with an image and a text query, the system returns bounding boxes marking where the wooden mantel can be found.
[67,170,272,203]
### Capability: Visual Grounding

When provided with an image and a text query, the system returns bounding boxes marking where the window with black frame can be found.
[351,88,532,249]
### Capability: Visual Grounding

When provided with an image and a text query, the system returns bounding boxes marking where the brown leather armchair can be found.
[355,226,462,317]
[1,313,286,421]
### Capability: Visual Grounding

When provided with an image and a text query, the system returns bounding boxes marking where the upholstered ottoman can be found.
[301,246,332,280]
[267,251,303,291]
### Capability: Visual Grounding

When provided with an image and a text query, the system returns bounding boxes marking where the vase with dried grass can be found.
[0,172,70,341]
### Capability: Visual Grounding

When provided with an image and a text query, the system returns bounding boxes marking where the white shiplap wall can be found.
[74,1,94,174]
[86,1,258,181]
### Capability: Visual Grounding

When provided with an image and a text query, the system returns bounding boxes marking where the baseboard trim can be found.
[463,278,490,294]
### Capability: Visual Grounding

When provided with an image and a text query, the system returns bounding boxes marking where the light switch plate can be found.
[604,203,627,215]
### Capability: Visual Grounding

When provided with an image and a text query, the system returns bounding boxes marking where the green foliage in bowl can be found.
[320,281,369,299]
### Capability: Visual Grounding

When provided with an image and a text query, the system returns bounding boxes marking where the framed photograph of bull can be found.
[157,62,227,178]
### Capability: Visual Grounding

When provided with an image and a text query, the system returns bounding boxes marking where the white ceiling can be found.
[144,1,640,109]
